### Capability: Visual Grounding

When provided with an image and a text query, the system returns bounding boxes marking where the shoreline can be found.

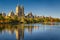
[0,22,60,25]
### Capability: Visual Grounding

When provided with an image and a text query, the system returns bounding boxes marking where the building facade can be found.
[15,5,24,17]
[8,10,14,16]
[26,12,34,18]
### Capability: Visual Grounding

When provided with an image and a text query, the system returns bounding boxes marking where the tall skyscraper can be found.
[15,5,24,17]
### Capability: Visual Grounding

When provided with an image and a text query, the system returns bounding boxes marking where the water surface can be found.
[0,24,60,40]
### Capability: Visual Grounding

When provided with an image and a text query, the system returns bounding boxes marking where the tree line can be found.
[0,15,60,24]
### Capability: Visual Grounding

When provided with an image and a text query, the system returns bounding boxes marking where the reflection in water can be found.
[0,24,60,40]
[0,24,33,40]
[0,24,24,40]
[0,24,39,40]
[15,24,24,40]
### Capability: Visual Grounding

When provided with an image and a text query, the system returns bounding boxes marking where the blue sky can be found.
[0,0,60,18]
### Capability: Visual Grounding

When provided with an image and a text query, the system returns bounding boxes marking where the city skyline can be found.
[0,0,60,18]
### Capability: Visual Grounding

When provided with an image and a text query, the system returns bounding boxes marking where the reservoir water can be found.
[0,23,60,40]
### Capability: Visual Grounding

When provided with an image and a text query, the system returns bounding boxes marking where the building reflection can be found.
[0,24,24,40]
[15,24,24,40]
[0,24,41,40]
[28,26,32,34]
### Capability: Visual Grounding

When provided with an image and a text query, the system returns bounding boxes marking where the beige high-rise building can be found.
[15,5,24,17]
